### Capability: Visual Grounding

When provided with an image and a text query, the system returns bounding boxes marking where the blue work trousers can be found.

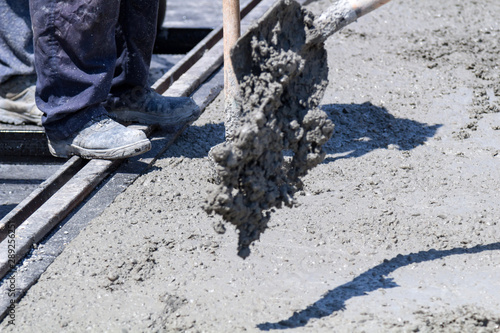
[30,0,159,140]
[0,0,34,84]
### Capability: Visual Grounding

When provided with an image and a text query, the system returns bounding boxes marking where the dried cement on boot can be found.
[204,0,334,258]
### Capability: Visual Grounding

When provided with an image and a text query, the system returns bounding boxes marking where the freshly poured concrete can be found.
[2,0,500,331]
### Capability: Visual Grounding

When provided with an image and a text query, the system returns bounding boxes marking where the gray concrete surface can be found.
[1,0,499,331]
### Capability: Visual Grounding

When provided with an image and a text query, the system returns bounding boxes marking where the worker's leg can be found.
[30,0,151,159]
[29,0,120,140]
[110,0,158,95]
[106,0,200,128]
[0,0,41,125]
[0,0,34,84]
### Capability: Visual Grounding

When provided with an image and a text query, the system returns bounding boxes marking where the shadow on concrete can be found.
[163,102,441,163]
[257,242,500,330]
[322,103,441,162]
[159,121,226,160]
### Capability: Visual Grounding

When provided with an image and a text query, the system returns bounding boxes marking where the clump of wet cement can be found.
[204,0,334,258]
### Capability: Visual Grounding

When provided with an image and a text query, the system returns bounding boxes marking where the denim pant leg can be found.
[30,0,120,140]
[0,0,34,84]
[110,0,158,96]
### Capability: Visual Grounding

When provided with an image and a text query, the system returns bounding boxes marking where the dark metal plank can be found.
[0,129,49,157]
[0,156,87,242]
[154,28,213,54]
[0,158,120,278]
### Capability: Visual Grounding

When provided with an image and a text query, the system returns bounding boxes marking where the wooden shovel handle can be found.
[223,0,240,91]
[222,0,241,140]
[223,0,241,51]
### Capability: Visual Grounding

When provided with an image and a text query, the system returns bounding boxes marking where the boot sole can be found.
[48,139,151,160]
[0,109,43,126]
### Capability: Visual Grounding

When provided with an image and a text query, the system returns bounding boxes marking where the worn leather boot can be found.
[47,114,151,159]
[0,85,43,125]
[105,87,200,128]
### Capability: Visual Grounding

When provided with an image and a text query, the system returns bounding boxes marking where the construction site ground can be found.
[2,0,499,331]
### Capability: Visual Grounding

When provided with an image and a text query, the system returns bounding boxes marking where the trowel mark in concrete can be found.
[204,1,334,258]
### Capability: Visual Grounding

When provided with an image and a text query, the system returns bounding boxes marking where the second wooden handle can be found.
[348,0,392,17]
[314,0,393,42]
